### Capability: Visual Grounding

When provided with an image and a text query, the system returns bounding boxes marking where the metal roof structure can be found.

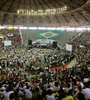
[0,0,90,27]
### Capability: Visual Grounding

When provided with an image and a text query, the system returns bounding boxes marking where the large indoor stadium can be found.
[0,0,90,100]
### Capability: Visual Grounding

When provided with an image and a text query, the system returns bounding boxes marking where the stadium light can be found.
[13,27,18,29]
[87,28,90,31]
[46,27,53,30]
[46,27,57,30]
[28,27,38,30]
[19,27,25,29]
[66,27,76,31]
[76,27,87,31]
[51,27,57,30]
[17,6,67,16]
[0,26,5,29]
[0,26,90,31]
[38,27,47,30]
[57,27,65,31]
[76,28,83,31]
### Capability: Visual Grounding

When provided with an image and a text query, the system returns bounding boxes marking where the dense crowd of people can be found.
[0,29,21,49]
[0,47,74,72]
[0,31,90,100]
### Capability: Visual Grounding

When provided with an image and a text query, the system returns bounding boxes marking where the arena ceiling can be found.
[0,0,90,27]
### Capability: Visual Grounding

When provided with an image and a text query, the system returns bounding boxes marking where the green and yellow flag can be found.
[36,30,61,39]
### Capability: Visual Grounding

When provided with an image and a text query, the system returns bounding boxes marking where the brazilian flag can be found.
[36,30,61,39]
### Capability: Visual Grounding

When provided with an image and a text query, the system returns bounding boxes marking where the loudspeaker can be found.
[28,39,32,45]
[53,41,57,48]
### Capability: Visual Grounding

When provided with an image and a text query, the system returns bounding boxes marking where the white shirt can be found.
[4,91,14,100]
[0,66,2,69]
[54,85,60,91]
[66,87,72,92]
[49,82,55,88]
[44,84,48,88]
[1,86,6,91]
[46,95,55,100]
[80,82,84,89]
[18,90,24,96]
[83,78,89,83]
[24,89,32,99]
[82,88,90,100]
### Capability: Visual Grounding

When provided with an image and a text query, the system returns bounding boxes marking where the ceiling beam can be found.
[37,0,51,26]
[23,0,26,25]
[58,0,89,26]
[29,0,31,10]
[29,0,33,25]
[72,0,90,13]
[48,0,61,26]
[70,13,81,26]
[0,0,8,10]
[77,11,90,24]
[33,0,42,25]
[62,14,70,26]
[13,0,21,26]
[2,0,16,25]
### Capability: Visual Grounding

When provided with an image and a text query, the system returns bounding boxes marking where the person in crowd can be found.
[0,31,89,100]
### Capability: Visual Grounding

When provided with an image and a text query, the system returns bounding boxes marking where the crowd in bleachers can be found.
[69,31,90,64]
[0,31,90,100]
[0,30,21,47]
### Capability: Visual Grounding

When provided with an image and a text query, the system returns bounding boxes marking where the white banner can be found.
[79,45,85,48]
[4,40,11,46]
[66,44,72,52]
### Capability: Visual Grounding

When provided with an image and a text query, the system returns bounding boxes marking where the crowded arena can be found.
[0,0,90,100]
